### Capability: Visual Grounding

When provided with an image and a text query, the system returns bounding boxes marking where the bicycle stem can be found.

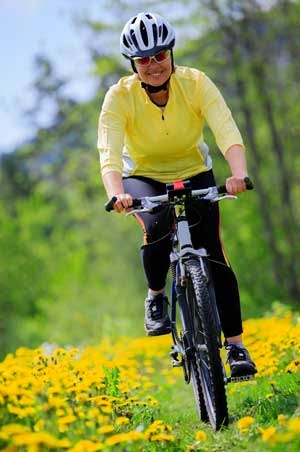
[175,204,193,249]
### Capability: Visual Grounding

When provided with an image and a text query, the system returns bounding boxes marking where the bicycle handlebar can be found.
[104,177,254,212]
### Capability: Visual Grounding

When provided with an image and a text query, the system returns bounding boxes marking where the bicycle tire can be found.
[177,305,209,424]
[186,258,229,430]
[190,352,210,423]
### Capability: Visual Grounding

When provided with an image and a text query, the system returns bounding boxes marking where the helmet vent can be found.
[152,24,158,44]
[140,21,148,46]
[162,24,168,41]
[122,35,129,48]
[130,29,138,48]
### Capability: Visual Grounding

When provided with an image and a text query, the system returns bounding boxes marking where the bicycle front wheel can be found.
[186,258,228,430]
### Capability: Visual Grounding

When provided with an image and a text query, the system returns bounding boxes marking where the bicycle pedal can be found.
[227,375,255,383]
[172,359,183,368]
[170,345,180,359]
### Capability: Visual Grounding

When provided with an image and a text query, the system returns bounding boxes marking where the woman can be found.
[98,12,257,378]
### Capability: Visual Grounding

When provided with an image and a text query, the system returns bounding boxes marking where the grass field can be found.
[0,308,299,451]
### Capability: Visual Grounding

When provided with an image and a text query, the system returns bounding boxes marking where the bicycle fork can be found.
[169,252,202,383]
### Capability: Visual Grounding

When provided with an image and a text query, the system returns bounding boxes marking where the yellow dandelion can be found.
[146,395,158,405]
[101,406,113,414]
[98,425,114,434]
[166,377,177,384]
[288,417,300,433]
[58,414,77,425]
[56,408,65,417]
[237,416,255,432]
[12,431,69,448]
[150,433,175,441]
[195,430,207,441]
[115,416,130,426]
[259,426,277,443]
[0,432,8,442]
[7,405,36,418]
[105,431,144,446]
[68,439,104,452]
[277,414,287,425]
[1,423,31,435]
[85,420,95,428]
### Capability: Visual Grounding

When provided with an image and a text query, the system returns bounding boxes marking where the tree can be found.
[199,0,300,301]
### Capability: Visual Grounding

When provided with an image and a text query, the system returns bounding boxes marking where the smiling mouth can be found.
[146,71,163,76]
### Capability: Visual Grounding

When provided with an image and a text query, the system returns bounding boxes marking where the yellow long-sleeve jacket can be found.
[98,66,244,183]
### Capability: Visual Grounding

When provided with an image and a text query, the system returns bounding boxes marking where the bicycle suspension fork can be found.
[170,206,200,348]
[170,251,195,361]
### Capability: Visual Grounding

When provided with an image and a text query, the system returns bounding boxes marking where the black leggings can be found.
[123,170,243,337]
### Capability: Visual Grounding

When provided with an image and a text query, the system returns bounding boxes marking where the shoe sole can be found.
[146,327,171,337]
[230,364,257,378]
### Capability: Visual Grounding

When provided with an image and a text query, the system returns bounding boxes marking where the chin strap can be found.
[141,77,170,93]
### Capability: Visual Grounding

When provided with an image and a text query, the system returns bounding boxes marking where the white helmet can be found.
[120,12,175,58]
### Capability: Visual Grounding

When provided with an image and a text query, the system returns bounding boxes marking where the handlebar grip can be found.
[104,196,142,212]
[244,177,254,190]
[104,196,118,212]
[217,184,227,194]
[217,177,254,194]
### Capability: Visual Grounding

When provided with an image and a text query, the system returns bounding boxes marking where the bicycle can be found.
[105,177,254,430]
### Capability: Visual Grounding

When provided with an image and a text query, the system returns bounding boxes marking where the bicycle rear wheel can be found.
[186,258,228,430]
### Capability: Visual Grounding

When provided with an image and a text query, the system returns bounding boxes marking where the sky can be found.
[0,0,104,152]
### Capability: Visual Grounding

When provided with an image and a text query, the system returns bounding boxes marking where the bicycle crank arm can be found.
[170,345,184,367]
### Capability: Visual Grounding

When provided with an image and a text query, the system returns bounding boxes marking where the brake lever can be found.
[126,201,167,216]
[126,199,153,216]
[211,194,237,203]
[126,208,153,216]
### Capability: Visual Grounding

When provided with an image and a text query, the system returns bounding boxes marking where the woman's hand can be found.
[225,176,247,195]
[113,193,133,213]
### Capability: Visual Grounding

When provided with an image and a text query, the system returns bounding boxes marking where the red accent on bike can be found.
[173,180,185,190]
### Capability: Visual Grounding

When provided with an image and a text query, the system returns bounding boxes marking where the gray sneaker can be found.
[144,294,171,336]
[225,343,257,378]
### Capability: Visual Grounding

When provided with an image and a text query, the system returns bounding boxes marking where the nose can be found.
[148,56,158,65]
[149,61,159,68]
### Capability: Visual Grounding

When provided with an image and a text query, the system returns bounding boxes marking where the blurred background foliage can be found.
[1,0,299,358]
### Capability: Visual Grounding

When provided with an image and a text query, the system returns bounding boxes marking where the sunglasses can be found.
[132,49,171,66]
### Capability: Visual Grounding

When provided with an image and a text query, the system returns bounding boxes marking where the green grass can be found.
[147,371,300,451]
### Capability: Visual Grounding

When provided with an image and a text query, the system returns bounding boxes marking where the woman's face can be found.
[135,51,172,86]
